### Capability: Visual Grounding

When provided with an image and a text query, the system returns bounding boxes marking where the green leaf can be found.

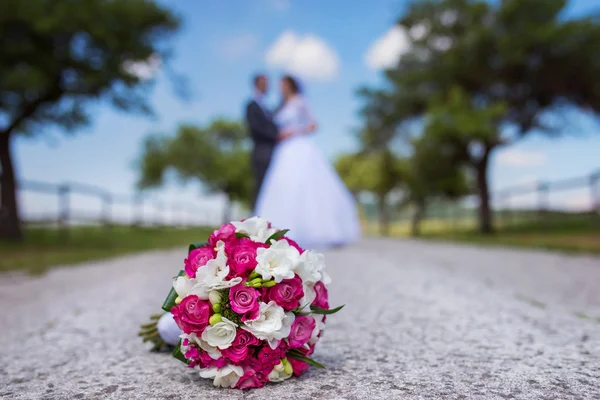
[188,241,208,254]
[235,232,250,239]
[287,350,326,369]
[162,270,185,312]
[310,304,345,315]
[172,340,189,365]
[265,229,289,244]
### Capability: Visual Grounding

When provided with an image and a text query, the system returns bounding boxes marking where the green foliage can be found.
[358,0,600,233]
[0,0,181,137]
[137,119,252,208]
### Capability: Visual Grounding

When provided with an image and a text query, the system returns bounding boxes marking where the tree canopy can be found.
[137,120,252,223]
[0,0,181,239]
[359,0,600,233]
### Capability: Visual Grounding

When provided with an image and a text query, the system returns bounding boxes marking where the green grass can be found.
[0,225,214,275]
[363,212,600,254]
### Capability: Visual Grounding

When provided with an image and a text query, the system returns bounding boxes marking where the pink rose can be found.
[235,368,264,390]
[208,223,236,247]
[288,357,309,376]
[312,281,329,309]
[171,295,211,334]
[225,238,264,277]
[184,247,215,278]
[288,316,316,348]
[229,283,260,321]
[281,237,304,253]
[263,275,304,311]
[222,330,259,364]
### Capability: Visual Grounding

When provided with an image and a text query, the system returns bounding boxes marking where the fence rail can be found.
[16,179,214,230]
[362,169,600,235]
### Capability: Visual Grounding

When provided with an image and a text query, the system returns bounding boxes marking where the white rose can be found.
[268,367,292,382]
[242,301,295,349]
[201,317,237,350]
[294,250,327,285]
[199,365,244,388]
[255,239,299,283]
[309,315,326,345]
[232,216,276,242]
[173,276,195,299]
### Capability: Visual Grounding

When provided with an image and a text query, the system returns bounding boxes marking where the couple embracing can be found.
[245,74,360,250]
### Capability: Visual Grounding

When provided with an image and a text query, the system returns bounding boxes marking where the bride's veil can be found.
[274,74,304,115]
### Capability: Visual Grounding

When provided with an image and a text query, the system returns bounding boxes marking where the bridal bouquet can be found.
[139,217,343,389]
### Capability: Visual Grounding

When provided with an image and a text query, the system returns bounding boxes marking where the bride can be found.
[254,75,361,249]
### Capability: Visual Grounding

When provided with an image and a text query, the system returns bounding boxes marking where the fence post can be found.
[537,182,549,217]
[591,172,599,214]
[58,184,70,238]
[132,195,143,227]
[155,202,164,227]
[102,193,112,227]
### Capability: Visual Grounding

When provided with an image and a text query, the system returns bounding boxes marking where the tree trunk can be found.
[377,194,390,236]
[411,200,426,237]
[475,149,493,234]
[0,133,23,240]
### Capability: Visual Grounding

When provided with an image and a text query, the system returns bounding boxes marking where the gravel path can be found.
[0,239,599,400]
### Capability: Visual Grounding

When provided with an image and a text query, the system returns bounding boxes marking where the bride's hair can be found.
[282,75,302,94]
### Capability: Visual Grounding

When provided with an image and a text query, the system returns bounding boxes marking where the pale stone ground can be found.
[0,238,599,400]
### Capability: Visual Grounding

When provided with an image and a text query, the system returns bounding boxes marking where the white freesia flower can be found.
[242,301,295,349]
[294,250,327,285]
[309,315,326,345]
[300,284,316,309]
[199,365,244,388]
[180,332,222,360]
[201,317,237,350]
[255,239,299,283]
[173,276,195,299]
[232,216,276,242]
[268,367,292,382]
[190,244,242,298]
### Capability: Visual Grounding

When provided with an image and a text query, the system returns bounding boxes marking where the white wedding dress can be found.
[255,96,361,249]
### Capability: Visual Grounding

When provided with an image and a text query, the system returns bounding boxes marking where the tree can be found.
[359,0,600,233]
[335,149,403,236]
[137,120,252,224]
[401,128,471,236]
[0,0,180,240]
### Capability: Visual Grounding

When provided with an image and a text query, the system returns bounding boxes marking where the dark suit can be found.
[245,99,279,209]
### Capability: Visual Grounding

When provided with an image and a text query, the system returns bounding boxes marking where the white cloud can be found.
[123,53,162,80]
[220,33,259,59]
[265,30,339,80]
[271,0,290,11]
[497,149,547,167]
[365,26,411,70]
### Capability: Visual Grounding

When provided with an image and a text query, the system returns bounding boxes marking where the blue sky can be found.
[13,0,600,221]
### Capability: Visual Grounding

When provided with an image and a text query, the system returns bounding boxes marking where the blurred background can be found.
[1,0,599,274]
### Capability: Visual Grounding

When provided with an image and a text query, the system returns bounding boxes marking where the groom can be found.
[245,74,279,210]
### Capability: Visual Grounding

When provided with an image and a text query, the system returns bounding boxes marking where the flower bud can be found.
[248,270,260,280]
[248,277,262,286]
[282,358,293,375]
[212,303,221,313]
[175,296,182,305]
[262,280,277,288]
[274,361,284,372]
[209,314,222,325]
[208,290,221,305]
